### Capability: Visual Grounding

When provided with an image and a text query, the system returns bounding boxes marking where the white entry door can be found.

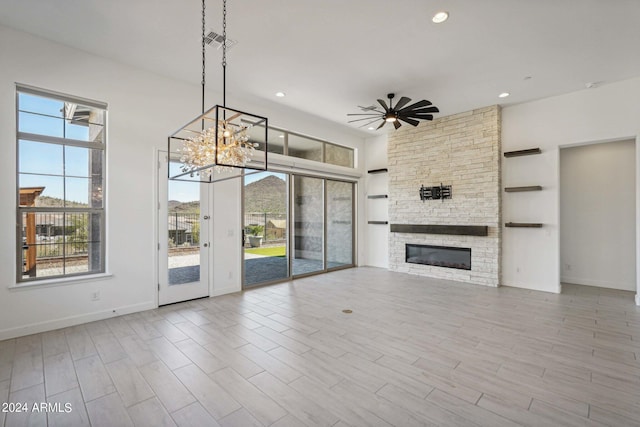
[158,152,210,305]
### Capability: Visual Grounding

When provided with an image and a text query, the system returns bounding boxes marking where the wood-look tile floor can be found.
[1,267,639,426]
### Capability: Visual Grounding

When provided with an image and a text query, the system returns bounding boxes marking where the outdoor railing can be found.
[167,212,200,247]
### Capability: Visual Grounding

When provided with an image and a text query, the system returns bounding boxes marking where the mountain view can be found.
[35,196,89,208]
[167,175,286,213]
[244,175,286,213]
[167,200,200,212]
[29,176,286,214]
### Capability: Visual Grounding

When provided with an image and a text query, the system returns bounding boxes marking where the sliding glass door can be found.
[292,176,325,276]
[243,171,289,287]
[326,180,354,269]
[243,172,354,287]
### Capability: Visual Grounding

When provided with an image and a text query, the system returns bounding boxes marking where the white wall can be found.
[560,140,636,291]
[0,24,365,339]
[364,134,389,268]
[211,172,244,296]
[502,76,640,300]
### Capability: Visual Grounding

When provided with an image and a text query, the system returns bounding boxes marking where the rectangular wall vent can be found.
[204,30,237,50]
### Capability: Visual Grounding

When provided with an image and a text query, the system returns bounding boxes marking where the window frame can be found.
[266,125,355,168]
[15,84,107,284]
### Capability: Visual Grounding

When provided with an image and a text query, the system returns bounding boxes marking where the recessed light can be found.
[432,11,449,23]
[498,92,510,98]
[278,134,284,138]
[275,92,286,97]
[368,127,375,130]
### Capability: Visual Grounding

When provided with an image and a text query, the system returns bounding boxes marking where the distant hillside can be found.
[32,178,286,214]
[244,175,286,213]
[168,200,200,213]
[35,196,88,208]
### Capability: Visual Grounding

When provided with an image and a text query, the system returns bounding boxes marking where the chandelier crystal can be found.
[178,121,257,178]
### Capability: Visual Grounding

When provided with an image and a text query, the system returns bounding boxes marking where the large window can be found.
[16,85,106,282]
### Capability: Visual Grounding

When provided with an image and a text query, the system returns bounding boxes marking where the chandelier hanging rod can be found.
[168,0,268,182]
[201,0,228,113]
[201,0,205,116]
[222,0,227,108]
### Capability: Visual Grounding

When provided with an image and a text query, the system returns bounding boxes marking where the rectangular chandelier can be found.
[168,105,268,183]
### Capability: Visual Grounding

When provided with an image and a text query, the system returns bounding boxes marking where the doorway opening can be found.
[560,139,636,291]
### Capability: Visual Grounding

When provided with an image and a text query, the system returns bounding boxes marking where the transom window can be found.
[16,85,107,282]
[252,125,355,168]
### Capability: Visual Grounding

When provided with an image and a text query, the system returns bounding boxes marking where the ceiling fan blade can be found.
[377,99,390,112]
[393,96,411,111]
[376,120,386,130]
[398,116,420,126]
[348,116,383,123]
[405,114,434,121]
[408,106,439,114]
[359,117,383,128]
[393,120,402,130]
[399,99,432,112]
[406,111,435,117]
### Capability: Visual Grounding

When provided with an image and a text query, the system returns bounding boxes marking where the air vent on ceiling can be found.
[204,30,237,50]
[358,105,378,111]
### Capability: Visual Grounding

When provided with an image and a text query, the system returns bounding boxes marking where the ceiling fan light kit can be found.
[348,93,439,130]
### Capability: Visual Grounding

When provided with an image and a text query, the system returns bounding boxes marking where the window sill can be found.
[9,273,113,290]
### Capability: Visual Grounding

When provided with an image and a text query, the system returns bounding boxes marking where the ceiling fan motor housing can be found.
[347,92,439,130]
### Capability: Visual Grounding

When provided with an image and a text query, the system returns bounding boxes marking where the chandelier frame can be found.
[167,0,268,183]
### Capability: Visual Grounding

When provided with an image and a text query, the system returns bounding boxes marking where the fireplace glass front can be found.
[405,244,471,270]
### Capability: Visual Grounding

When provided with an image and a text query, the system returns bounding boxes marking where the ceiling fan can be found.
[348,93,439,130]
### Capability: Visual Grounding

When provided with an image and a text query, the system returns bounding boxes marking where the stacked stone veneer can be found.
[388,105,501,286]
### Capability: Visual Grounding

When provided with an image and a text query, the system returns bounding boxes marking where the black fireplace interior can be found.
[406,244,471,270]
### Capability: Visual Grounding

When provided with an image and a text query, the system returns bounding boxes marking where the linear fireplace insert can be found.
[405,244,471,270]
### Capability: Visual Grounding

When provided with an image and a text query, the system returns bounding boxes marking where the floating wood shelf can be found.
[367,194,388,199]
[504,186,542,192]
[367,168,388,174]
[503,148,541,158]
[368,221,389,225]
[390,224,488,236]
[505,222,543,228]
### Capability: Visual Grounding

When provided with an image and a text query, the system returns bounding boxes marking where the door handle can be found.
[203,215,210,220]
[203,243,209,247]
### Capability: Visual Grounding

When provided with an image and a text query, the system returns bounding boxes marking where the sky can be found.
[18,93,99,205]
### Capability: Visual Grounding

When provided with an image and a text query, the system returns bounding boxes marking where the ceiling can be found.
[2,0,640,135]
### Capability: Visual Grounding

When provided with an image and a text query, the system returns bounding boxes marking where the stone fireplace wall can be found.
[388,105,501,286]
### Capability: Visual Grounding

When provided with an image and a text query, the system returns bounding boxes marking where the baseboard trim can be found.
[210,286,241,298]
[502,282,561,294]
[0,301,156,341]
[561,275,635,291]
[635,293,640,306]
